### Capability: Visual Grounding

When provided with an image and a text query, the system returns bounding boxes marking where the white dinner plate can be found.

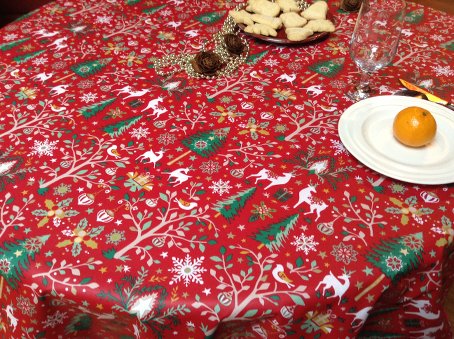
[338,95,454,185]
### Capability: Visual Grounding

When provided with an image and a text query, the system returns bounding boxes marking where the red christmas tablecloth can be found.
[0,0,453,337]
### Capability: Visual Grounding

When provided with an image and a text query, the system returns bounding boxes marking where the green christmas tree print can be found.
[185,10,226,29]
[213,187,256,221]
[253,213,299,251]
[79,98,116,118]
[167,127,230,165]
[355,232,423,301]
[103,114,142,137]
[0,37,30,51]
[13,49,46,64]
[303,57,345,84]
[441,39,454,51]
[246,50,269,66]
[0,235,50,289]
[54,58,112,83]
[143,4,166,14]
[72,58,112,77]
[404,9,424,24]
[194,11,226,24]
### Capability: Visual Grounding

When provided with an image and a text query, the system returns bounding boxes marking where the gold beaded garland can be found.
[152,6,249,79]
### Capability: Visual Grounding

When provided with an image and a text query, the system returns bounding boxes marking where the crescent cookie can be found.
[305,19,335,32]
[285,27,314,41]
[244,23,278,37]
[301,1,328,20]
[276,0,300,13]
[229,10,254,26]
[251,14,283,30]
[246,0,281,17]
[280,12,308,28]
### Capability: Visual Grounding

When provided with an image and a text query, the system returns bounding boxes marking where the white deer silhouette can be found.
[50,84,69,96]
[247,169,293,190]
[293,185,316,208]
[113,85,132,95]
[34,29,59,38]
[405,299,441,320]
[167,168,191,186]
[276,73,296,84]
[33,72,53,83]
[185,29,199,38]
[347,306,372,328]
[316,271,351,305]
[48,37,68,51]
[136,149,164,168]
[166,21,182,29]
[302,85,324,96]
[123,88,150,99]
[142,96,167,119]
[294,184,327,220]
[410,322,444,338]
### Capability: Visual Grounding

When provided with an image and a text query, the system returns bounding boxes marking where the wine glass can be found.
[348,0,406,101]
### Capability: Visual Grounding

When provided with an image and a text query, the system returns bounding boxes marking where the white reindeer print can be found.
[247,169,294,190]
[113,86,150,99]
[405,299,441,320]
[410,322,444,338]
[294,184,327,220]
[136,149,165,168]
[347,306,372,328]
[33,29,59,38]
[276,73,296,85]
[33,72,53,83]
[48,37,68,51]
[166,21,182,29]
[167,168,191,186]
[301,85,324,96]
[123,88,150,99]
[185,29,199,38]
[315,270,351,305]
[113,85,132,95]
[293,184,316,208]
[50,84,69,96]
[141,96,167,119]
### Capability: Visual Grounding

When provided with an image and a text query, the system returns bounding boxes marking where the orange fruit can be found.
[392,106,437,147]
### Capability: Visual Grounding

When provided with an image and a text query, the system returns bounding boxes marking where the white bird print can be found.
[107,145,121,158]
[174,198,197,210]
[272,264,294,288]
[10,69,20,78]
[250,71,262,79]
[50,104,67,112]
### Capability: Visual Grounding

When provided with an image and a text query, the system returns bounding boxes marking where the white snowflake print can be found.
[330,139,348,155]
[169,254,206,286]
[291,233,319,255]
[80,92,98,103]
[29,139,58,157]
[431,65,454,77]
[32,57,48,66]
[4,33,18,41]
[209,179,232,196]
[130,126,150,140]
[95,15,113,24]
[264,58,279,67]
[42,310,67,328]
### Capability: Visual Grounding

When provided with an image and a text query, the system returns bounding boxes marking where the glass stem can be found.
[357,70,371,93]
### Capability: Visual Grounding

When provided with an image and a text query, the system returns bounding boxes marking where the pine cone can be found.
[191,51,222,76]
[223,34,245,56]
